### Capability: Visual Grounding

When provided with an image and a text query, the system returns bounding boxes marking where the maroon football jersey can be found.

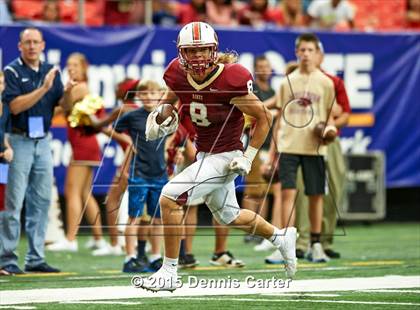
[164,58,253,154]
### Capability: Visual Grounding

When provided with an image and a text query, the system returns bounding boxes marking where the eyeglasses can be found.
[20,40,43,46]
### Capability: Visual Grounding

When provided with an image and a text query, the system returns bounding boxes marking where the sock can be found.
[179,239,186,257]
[310,233,321,246]
[163,256,178,274]
[149,253,162,262]
[137,240,146,258]
[269,227,283,247]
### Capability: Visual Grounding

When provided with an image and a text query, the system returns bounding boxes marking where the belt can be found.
[11,127,45,139]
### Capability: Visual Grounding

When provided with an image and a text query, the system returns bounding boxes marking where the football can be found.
[314,121,337,143]
[156,104,177,125]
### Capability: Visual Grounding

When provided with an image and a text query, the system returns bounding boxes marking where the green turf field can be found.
[1,222,419,309]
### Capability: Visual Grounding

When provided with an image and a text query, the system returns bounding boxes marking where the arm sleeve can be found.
[163,59,180,91]
[2,67,21,107]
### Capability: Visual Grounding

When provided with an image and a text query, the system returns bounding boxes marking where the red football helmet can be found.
[177,22,219,75]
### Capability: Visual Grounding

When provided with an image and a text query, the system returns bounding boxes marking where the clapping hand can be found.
[43,66,59,91]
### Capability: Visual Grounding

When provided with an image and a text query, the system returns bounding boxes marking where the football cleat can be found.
[135,267,180,292]
[265,249,286,264]
[254,239,276,252]
[277,227,298,278]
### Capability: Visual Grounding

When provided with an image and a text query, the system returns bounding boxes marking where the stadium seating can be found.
[350,0,406,30]
[12,0,105,26]
[12,0,44,20]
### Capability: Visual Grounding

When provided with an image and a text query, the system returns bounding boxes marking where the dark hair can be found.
[295,33,320,50]
[19,27,43,42]
[254,54,269,68]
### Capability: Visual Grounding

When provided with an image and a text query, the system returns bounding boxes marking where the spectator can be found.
[307,0,355,30]
[41,0,60,23]
[87,78,138,256]
[0,0,12,24]
[294,42,351,260]
[47,53,108,253]
[242,55,283,256]
[153,0,178,26]
[272,33,337,263]
[206,0,238,26]
[177,0,207,25]
[113,80,165,273]
[406,0,420,29]
[0,27,72,275]
[237,0,284,27]
[280,0,305,27]
[105,0,145,25]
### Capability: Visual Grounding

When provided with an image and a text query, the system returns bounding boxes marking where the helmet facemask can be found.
[178,44,218,75]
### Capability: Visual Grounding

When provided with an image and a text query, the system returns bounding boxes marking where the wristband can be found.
[244,145,258,162]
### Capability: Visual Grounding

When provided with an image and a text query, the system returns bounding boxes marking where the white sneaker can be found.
[277,227,297,278]
[135,266,180,292]
[85,238,109,250]
[265,249,285,264]
[46,239,78,252]
[84,237,96,249]
[92,244,123,256]
[308,242,330,263]
[254,239,276,252]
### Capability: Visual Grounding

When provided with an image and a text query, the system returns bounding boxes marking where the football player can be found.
[141,22,297,291]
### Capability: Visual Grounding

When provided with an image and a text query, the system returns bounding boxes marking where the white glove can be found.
[229,146,258,176]
[145,109,179,141]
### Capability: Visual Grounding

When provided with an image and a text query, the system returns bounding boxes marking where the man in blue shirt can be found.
[113,80,166,273]
[0,27,72,275]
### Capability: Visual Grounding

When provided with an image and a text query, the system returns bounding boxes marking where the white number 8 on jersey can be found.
[190,102,211,127]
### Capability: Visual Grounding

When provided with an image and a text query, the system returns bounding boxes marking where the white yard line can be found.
[361,289,420,293]
[0,275,419,305]
[61,301,143,305]
[262,293,341,297]
[241,266,352,273]
[172,297,420,306]
[0,306,36,309]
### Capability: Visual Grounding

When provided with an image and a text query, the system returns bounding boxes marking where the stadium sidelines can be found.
[1,275,419,305]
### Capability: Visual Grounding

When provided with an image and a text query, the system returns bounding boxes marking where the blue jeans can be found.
[128,176,167,219]
[0,134,53,267]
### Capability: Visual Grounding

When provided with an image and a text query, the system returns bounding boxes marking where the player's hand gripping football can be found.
[229,146,258,176]
[145,107,179,141]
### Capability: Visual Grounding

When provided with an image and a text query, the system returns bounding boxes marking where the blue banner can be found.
[1,25,419,191]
